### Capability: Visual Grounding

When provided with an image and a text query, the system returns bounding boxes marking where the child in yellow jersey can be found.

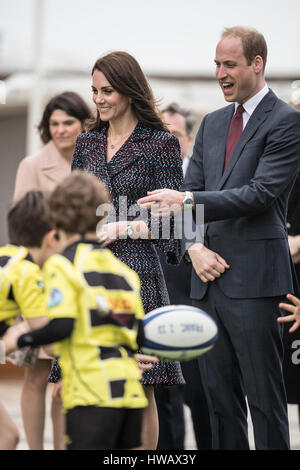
[0,190,63,449]
[2,171,156,450]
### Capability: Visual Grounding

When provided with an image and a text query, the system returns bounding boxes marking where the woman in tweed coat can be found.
[71,51,185,449]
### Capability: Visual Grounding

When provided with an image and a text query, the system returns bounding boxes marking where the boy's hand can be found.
[2,322,30,355]
[278,294,300,333]
[135,353,159,372]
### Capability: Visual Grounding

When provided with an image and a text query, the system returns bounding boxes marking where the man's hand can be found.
[138,189,185,216]
[278,293,300,332]
[188,243,230,283]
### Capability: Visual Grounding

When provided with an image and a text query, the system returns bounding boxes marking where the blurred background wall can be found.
[0,0,299,243]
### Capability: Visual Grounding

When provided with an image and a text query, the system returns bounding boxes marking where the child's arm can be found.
[135,353,159,372]
[27,317,53,355]
[2,318,74,356]
[278,293,300,332]
[27,316,49,330]
[0,322,29,362]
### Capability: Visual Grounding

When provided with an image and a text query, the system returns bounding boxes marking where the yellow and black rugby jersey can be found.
[0,245,45,333]
[43,240,147,411]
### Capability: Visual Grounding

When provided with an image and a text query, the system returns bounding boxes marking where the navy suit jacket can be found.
[182,89,300,300]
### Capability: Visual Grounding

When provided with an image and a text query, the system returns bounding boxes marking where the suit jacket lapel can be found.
[83,127,114,194]
[214,104,235,185]
[217,89,277,190]
[89,123,152,195]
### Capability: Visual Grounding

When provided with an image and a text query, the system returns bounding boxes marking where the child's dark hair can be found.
[7,190,52,247]
[48,171,110,235]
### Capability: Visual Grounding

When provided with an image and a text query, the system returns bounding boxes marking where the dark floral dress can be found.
[48,122,185,385]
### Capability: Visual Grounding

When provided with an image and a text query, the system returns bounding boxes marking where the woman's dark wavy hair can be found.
[86,51,168,132]
[38,91,91,144]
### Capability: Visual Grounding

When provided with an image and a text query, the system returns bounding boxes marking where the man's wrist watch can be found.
[125,222,134,238]
[182,191,194,210]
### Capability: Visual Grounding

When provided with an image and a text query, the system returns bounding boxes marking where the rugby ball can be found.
[141,305,218,361]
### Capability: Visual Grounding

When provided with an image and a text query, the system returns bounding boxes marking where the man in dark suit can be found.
[138,26,300,450]
[155,103,211,450]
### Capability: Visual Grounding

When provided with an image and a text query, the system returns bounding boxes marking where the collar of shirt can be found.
[182,156,190,176]
[235,84,269,129]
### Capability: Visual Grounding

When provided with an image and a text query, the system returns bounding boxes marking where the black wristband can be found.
[17,318,74,348]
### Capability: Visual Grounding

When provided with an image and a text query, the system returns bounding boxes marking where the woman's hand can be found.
[97,220,150,246]
[97,221,128,247]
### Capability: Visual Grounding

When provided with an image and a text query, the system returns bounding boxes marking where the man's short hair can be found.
[48,171,110,236]
[222,26,268,71]
[162,103,196,135]
[7,190,51,247]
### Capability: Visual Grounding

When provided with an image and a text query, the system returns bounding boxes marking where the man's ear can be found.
[252,55,264,74]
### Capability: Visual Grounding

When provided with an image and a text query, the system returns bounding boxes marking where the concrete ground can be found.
[1,365,300,450]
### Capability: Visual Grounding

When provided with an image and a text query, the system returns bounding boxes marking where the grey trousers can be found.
[193,282,290,450]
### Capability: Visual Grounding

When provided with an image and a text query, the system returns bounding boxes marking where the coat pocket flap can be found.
[244,225,287,240]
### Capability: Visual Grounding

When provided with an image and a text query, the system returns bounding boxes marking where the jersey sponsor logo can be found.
[96,295,110,315]
[108,296,133,312]
[48,288,63,308]
[95,295,134,315]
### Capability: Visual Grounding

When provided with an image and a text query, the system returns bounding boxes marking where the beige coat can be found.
[13,140,71,200]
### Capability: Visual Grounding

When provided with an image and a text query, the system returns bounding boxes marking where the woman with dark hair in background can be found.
[14,91,91,199]
[70,51,185,449]
[13,91,91,450]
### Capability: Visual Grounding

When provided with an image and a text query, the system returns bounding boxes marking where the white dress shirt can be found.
[182,156,190,177]
[234,84,269,129]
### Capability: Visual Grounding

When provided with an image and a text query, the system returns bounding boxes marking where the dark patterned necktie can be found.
[224,104,244,170]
